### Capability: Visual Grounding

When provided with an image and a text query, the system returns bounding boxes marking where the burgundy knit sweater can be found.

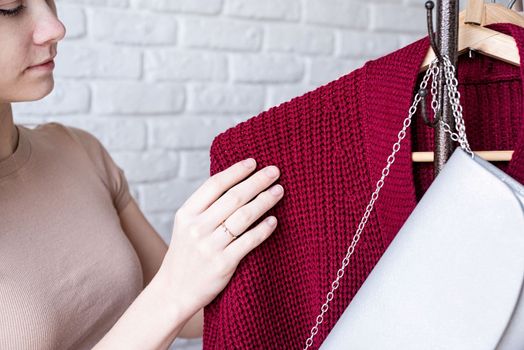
[205,23,524,349]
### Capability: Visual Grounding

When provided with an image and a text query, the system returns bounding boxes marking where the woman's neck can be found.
[0,103,18,162]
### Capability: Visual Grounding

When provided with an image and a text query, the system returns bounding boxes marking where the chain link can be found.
[303,55,472,349]
[439,57,474,156]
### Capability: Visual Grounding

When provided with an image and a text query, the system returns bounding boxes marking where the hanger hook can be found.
[425,1,444,63]
[507,0,518,9]
[418,88,442,128]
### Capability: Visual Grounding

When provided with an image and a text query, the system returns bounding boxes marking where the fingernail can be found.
[242,158,255,168]
[266,216,277,226]
[270,184,283,195]
[264,166,279,177]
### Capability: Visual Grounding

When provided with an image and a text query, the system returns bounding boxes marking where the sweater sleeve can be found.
[204,66,370,349]
[206,84,339,348]
[206,112,283,349]
[60,124,133,214]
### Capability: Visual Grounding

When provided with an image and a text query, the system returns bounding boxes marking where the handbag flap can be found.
[320,148,524,350]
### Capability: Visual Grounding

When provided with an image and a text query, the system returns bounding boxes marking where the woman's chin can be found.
[13,78,55,102]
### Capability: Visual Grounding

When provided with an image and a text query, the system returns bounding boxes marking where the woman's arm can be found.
[92,269,195,350]
[94,158,283,348]
[118,198,168,288]
[117,198,203,338]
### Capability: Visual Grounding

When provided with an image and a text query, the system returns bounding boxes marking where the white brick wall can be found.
[12,0,432,348]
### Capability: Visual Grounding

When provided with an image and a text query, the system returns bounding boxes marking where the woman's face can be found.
[0,0,65,104]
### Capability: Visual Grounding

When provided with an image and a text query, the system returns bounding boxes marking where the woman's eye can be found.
[0,4,26,17]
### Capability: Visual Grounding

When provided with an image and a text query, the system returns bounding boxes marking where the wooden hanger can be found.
[414,0,521,163]
[420,1,522,70]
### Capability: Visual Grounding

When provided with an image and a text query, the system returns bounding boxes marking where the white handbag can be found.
[319,146,524,350]
[303,57,524,350]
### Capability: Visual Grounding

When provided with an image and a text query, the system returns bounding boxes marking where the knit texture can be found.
[204,23,524,349]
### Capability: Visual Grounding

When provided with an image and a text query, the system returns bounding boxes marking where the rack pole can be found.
[515,0,523,11]
[434,0,459,175]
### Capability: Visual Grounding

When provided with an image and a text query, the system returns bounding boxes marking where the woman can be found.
[0,1,284,349]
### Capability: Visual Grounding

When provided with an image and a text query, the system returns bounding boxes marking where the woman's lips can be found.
[27,59,55,72]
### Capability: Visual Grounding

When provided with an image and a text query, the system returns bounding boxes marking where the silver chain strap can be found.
[440,57,474,156]
[303,55,473,350]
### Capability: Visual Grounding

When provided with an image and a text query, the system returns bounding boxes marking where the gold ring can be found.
[220,221,239,240]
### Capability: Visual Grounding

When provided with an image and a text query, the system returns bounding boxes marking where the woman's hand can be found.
[157,158,284,319]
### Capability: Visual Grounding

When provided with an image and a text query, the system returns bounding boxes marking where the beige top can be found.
[0,122,143,349]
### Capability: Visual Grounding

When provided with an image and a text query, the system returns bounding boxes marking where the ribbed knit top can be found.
[0,123,143,349]
[204,23,524,349]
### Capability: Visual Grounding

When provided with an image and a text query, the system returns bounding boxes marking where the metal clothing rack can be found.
[424,0,459,176]
[423,0,522,175]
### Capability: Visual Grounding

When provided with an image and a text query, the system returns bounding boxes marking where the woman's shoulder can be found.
[29,121,98,143]
[24,122,130,205]
[24,122,106,154]
[22,122,113,173]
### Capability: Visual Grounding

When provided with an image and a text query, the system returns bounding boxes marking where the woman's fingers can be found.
[180,158,257,215]
[160,158,284,313]
[224,216,278,263]
[209,184,284,249]
[200,165,281,231]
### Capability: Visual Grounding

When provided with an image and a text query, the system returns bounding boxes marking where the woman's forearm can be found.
[92,272,195,350]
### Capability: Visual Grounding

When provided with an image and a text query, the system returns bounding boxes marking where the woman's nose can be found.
[32,8,66,45]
